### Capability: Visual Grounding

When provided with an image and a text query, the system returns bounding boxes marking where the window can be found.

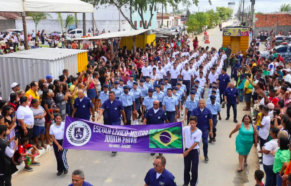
[70,31,75,34]
[276,46,287,53]
[276,37,283,41]
[145,21,147,27]
[154,5,156,11]
[140,21,142,27]
[77,31,82,34]
[149,21,151,27]
[134,21,137,28]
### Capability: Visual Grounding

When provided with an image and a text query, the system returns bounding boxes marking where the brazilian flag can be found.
[149,127,182,149]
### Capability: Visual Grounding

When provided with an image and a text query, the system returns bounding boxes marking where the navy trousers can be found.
[187,111,192,125]
[170,79,177,87]
[183,80,191,96]
[166,111,176,123]
[226,103,237,119]
[201,130,209,157]
[210,115,218,140]
[184,149,199,186]
[124,106,132,125]
[53,140,68,173]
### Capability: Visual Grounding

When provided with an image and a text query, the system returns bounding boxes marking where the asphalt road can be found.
[12,20,258,186]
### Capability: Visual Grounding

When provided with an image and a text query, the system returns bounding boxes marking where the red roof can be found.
[0,12,20,19]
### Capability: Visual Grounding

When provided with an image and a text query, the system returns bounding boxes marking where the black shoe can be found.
[208,139,213,143]
[57,171,62,176]
[213,138,216,142]
[112,151,117,156]
[234,119,238,123]
[205,157,209,162]
[226,117,229,120]
[258,156,262,159]
[183,184,189,186]
[159,153,163,155]
[151,153,155,156]
[259,160,263,164]
[64,170,68,174]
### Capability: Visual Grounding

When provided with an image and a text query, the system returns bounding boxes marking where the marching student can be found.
[183,116,202,186]
[119,86,135,125]
[206,95,222,143]
[49,114,68,176]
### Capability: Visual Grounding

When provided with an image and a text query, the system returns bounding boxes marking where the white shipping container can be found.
[0,48,87,100]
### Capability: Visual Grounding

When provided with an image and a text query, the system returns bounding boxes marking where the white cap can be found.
[11,82,20,89]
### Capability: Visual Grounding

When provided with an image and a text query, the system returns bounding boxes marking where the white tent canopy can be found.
[0,0,93,13]
[71,29,150,41]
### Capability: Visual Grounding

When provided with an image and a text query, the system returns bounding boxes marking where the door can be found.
[230,37,240,54]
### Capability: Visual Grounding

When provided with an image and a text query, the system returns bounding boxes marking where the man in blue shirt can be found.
[190,99,213,162]
[224,82,239,123]
[99,84,109,105]
[218,67,230,108]
[72,90,94,121]
[162,88,178,123]
[154,85,165,108]
[143,100,169,125]
[127,75,135,89]
[98,91,126,125]
[69,169,93,186]
[142,88,157,119]
[144,155,177,186]
[144,76,154,89]
[206,95,222,143]
[184,90,199,124]
[111,81,122,99]
[119,86,135,125]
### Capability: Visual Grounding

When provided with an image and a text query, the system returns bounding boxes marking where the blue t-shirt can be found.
[68,181,93,186]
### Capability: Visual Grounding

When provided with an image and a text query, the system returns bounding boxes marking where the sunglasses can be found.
[153,163,160,167]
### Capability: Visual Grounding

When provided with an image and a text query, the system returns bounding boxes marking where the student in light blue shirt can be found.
[206,90,220,104]
[119,86,135,125]
[163,78,172,90]
[162,88,178,123]
[118,79,125,91]
[130,82,142,125]
[99,84,109,105]
[172,86,182,113]
[153,85,165,108]
[111,81,122,99]
[138,79,148,98]
[144,76,153,89]
[127,75,135,89]
[206,95,221,143]
[142,88,157,119]
[184,90,199,124]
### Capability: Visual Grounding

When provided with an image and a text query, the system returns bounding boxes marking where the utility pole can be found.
[22,0,28,50]
[250,0,255,37]
[75,13,78,28]
[119,8,121,31]
[161,4,164,28]
[242,0,245,25]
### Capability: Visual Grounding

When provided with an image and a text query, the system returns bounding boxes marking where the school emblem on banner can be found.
[66,121,92,146]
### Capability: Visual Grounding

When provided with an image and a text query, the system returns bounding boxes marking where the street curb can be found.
[12,145,52,177]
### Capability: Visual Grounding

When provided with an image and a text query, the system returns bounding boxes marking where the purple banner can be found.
[63,117,184,154]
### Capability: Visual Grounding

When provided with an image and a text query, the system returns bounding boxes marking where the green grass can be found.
[39,44,50,48]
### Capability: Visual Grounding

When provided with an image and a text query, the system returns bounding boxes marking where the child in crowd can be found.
[16,137,40,172]
[254,170,264,186]
[255,105,264,131]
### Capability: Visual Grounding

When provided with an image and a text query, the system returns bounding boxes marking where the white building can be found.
[156,13,181,28]
[228,2,236,18]
[14,5,132,35]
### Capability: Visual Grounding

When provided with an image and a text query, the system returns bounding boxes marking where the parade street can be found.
[11,20,258,186]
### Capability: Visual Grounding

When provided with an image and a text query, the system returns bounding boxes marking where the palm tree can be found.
[31,13,52,44]
[56,13,64,34]
[280,4,291,12]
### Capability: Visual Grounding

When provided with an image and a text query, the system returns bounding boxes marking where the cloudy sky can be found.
[168,0,287,14]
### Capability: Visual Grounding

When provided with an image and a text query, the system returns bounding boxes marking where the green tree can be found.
[280,4,291,12]
[31,13,52,43]
[255,11,263,15]
[216,7,233,21]
[56,14,76,34]
[186,12,207,33]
